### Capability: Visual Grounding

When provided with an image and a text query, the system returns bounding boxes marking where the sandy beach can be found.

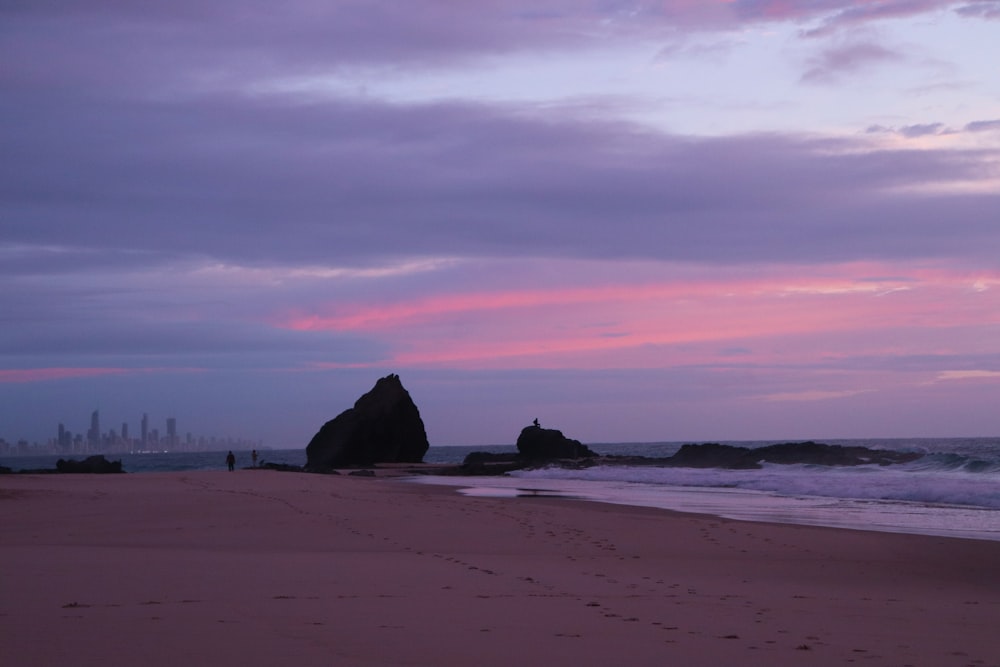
[2,470,999,667]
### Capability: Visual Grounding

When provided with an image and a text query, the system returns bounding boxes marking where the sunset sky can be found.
[2,1,999,448]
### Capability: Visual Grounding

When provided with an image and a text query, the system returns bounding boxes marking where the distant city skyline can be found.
[1,408,262,457]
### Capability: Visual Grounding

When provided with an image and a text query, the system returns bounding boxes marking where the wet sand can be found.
[2,470,999,666]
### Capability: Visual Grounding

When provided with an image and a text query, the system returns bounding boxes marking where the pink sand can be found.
[2,470,999,666]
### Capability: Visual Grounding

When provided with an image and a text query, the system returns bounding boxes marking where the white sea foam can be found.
[412,472,1000,542]
[510,462,1000,510]
[411,438,1000,541]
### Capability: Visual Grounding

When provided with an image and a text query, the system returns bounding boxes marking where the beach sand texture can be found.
[2,471,998,667]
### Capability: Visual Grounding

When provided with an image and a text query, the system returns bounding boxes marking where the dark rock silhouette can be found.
[457,451,524,476]
[666,441,921,469]
[55,455,124,474]
[455,424,595,474]
[462,451,520,465]
[257,461,308,473]
[457,439,923,476]
[305,374,429,471]
[516,425,596,460]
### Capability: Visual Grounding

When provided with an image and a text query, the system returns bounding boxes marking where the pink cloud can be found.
[283,284,709,332]
[726,0,963,36]
[0,368,132,383]
[935,370,1000,381]
[280,263,1000,370]
[0,367,206,383]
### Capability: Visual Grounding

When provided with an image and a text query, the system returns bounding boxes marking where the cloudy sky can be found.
[2,1,999,448]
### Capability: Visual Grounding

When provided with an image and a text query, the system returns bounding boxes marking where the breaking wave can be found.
[512,459,1000,510]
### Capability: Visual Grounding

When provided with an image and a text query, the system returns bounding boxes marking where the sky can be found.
[2,1,999,448]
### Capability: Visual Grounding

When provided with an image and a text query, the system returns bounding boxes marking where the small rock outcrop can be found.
[55,455,123,474]
[516,425,596,460]
[305,374,429,471]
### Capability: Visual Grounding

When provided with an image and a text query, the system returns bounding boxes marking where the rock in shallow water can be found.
[516,425,596,460]
[55,455,123,474]
[667,441,922,469]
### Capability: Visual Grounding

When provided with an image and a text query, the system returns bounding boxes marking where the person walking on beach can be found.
[226,451,236,472]
[251,449,258,468]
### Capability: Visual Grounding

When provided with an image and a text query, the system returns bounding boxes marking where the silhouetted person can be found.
[226,451,236,471]
[532,418,540,427]
[251,449,258,468]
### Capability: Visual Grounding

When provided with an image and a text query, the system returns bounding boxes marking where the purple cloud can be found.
[898,122,951,137]
[868,120,1000,138]
[955,0,1000,18]
[0,0,981,96]
[867,123,957,139]
[5,82,999,273]
[965,119,1000,132]
[801,41,904,83]
[4,90,998,273]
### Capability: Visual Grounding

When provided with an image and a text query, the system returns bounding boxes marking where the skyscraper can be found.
[166,417,177,448]
[141,413,148,445]
[88,410,100,450]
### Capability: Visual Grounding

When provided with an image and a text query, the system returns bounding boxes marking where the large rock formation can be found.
[305,374,429,471]
[516,424,596,460]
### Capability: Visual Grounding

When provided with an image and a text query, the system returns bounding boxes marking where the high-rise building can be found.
[121,422,128,441]
[141,413,148,445]
[166,417,177,448]
[58,423,69,450]
[88,410,100,450]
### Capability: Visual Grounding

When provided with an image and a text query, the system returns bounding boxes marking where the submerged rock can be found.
[667,441,922,469]
[305,374,429,471]
[457,451,525,476]
[257,461,307,473]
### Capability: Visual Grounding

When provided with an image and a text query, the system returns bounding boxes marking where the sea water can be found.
[0,449,308,474]
[4,438,998,541]
[417,438,1000,542]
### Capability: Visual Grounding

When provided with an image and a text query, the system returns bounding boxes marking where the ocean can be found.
[4,437,999,541]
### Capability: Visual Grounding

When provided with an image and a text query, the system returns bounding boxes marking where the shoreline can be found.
[3,470,1000,666]
[7,455,998,541]
[406,472,1000,543]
